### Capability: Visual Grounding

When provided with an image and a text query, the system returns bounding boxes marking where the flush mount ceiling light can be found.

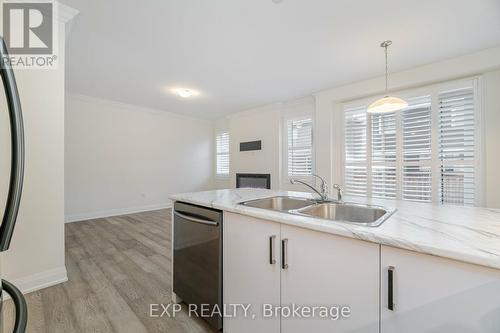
[367,41,408,114]
[172,88,199,98]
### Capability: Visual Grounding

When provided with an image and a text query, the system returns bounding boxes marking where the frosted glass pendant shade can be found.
[367,41,408,114]
[367,96,408,113]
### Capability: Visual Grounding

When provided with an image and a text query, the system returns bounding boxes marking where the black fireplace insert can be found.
[236,173,271,189]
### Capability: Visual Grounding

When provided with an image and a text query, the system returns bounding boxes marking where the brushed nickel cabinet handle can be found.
[269,235,276,264]
[282,238,289,269]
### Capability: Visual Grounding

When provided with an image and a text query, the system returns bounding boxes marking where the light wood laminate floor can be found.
[3,209,217,333]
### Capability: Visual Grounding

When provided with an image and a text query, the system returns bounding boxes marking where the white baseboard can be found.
[65,202,172,223]
[3,266,68,300]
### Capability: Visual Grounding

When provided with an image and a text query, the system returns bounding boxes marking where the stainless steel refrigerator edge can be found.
[173,201,223,331]
[0,36,28,333]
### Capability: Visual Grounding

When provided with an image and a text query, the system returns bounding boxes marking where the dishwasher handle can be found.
[174,211,219,226]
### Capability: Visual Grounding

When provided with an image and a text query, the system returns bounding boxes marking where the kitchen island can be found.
[170,188,500,333]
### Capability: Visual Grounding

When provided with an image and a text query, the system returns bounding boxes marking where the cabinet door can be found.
[381,245,500,333]
[223,212,281,333]
[281,224,379,333]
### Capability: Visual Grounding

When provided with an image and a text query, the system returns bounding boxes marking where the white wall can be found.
[212,105,282,190]
[483,70,500,208]
[0,22,68,292]
[216,46,500,208]
[214,98,316,193]
[65,94,214,222]
[227,103,282,190]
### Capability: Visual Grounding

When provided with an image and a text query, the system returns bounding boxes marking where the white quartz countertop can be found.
[170,189,500,270]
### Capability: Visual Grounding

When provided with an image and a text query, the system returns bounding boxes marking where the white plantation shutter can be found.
[344,106,367,195]
[287,117,313,177]
[402,96,432,202]
[345,106,367,163]
[371,113,397,163]
[438,87,476,206]
[371,112,397,198]
[345,166,367,196]
[371,166,396,198]
[342,79,480,206]
[216,132,229,175]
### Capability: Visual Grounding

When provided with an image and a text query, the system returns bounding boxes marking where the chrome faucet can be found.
[332,184,344,202]
[290,174,329,202]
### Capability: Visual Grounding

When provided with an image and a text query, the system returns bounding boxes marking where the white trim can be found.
[365,110,372,196]
[337,105,346,189]
[225,96,315,121]
[283,96,315,113]
[209,47,500,122]
[214,174,231,180]
[66,93,212,124]
[331,103,343,189]
[430,92,440,204]
[314,46,500,102]
[342,76,478,110]
[226,102,284,119]
[65,203,172,223]
[215,131,230,177]
[395,110,403,200]
[282,113,315,185]
[474,77,486,207]
[3,266,68,300]
[282,98,316,184]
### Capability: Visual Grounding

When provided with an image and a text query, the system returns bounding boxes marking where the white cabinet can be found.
[280,224,379,333]
[223,212,379,333]
[224,212,500,333]
[223,212,281,333]
[381,245,500,333]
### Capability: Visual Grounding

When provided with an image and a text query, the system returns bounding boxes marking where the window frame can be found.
[341,77,484,206]
[215,131,230,178]
[282,113,315,183]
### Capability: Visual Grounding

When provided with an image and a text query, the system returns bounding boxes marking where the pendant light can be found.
[367,40,408,113]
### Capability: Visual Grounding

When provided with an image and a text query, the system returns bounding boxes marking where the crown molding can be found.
[66,92,213,124]
[313,45,500,102]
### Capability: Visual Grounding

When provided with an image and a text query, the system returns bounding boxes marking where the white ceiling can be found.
[62,0,500,119]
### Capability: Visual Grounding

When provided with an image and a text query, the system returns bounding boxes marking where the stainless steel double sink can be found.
[240,196,395,227]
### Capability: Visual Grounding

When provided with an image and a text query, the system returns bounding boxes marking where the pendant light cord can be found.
[384,43,388,95]
[380,40,392,96]
[367,40,408,113]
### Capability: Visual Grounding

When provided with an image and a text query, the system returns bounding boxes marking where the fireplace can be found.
[236,173,271,189]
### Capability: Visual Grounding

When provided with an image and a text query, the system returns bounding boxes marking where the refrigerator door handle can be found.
[0,37,25,251]
[2,279,28,333]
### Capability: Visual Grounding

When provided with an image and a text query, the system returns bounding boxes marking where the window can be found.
[438,87,476,206]
[285,117,313,178]
[343,79,481,206]
[402,96,433,202]
[371,110,397,199]
[344,106,367,196]
[216,132,229,176]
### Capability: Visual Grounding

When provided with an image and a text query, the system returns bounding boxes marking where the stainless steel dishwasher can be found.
[173,202,222,330]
